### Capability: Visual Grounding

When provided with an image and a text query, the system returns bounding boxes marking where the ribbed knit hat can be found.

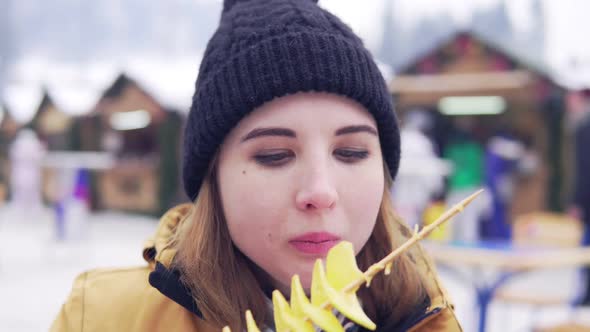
[183,0,400,200]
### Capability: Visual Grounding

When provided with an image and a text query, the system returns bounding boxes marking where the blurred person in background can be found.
[443,119,486,243]
[568,89,590,305]
[50,0,462,331]
[480,130,535,241]
[9,129,46,213]
[392,109,450,230]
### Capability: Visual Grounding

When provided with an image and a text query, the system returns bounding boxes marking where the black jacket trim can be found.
[149,262,204,319]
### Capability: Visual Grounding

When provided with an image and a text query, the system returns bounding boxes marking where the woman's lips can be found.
[288,232,341,255]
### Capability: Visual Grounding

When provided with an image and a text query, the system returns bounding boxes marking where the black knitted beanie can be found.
[183,0,400,200]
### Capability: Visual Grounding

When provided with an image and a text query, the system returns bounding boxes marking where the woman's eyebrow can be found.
[335,125,378,136]
[241,127,296,142]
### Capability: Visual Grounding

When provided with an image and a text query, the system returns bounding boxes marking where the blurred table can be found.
[423,240,590,332]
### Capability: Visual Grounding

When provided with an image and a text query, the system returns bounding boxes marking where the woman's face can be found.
[217,92,384,292]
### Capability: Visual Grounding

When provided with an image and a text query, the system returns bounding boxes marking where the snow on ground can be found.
[0,206,155,332]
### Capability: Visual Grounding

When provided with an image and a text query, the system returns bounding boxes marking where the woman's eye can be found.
[253,150,294,166]
[334,149,369,162]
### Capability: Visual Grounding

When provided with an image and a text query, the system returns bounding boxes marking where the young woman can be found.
[51,1,462,331]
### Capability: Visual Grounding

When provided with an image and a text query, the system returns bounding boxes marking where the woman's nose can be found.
[295,168,338,211]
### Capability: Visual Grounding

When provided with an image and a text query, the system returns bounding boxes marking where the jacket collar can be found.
[148,261,441,332]
[142,203,192,269]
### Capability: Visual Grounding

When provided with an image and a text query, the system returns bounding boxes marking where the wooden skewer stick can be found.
[340,188,484,294]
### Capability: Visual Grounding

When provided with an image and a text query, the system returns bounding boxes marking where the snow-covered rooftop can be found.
[2,84,44,124]
[122,56,201,112]
[1,55,202,123]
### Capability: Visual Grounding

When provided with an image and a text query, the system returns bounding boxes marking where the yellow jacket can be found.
[51,205,463,332]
